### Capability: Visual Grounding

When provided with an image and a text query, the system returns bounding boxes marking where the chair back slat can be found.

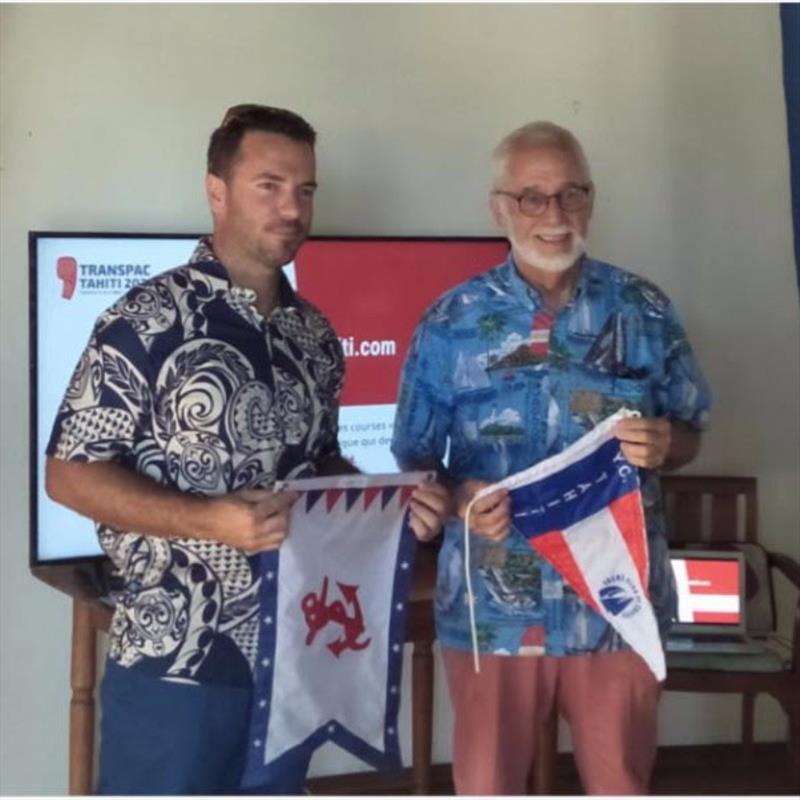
[710,493,739,542]
[660,475,758,545]
[669,492,704,542]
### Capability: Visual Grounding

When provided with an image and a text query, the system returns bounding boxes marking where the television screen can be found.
[30,233,509,564]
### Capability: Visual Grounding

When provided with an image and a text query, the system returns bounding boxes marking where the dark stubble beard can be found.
[252,223,308,270]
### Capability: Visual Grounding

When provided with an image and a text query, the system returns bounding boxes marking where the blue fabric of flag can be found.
[509,438,639,539]
[781,3,800,296]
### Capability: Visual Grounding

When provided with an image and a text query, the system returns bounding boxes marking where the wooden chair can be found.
[660,475,800,780]
[533,474,800,792]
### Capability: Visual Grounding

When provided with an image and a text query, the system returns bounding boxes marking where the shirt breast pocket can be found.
[607,375,653,416]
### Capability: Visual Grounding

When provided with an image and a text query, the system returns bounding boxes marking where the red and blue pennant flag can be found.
[465,409,666,681]
[241,471,430,789]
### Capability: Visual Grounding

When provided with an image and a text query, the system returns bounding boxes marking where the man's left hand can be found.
[408,481,452,542]
[613,416,672,469]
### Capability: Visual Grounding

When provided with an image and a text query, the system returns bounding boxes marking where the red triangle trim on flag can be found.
[363,486,383,511]
[399,485,415,507]
[325,488,344,512]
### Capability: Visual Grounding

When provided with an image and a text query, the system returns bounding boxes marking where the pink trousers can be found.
[441,648,661,795]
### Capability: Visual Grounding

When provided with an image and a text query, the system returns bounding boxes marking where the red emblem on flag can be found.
[301,576,371,657]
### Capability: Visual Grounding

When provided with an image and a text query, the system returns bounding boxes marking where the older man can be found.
[392,122,711,794]
[46,104,449,795]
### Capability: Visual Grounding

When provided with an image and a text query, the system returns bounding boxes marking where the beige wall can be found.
[2,3,798,793]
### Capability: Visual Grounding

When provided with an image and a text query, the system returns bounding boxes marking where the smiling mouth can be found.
[536,233,571,244]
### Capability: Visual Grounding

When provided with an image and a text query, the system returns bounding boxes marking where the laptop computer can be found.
[666,549,765,654]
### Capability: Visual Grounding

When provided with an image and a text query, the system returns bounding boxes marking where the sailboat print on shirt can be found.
[584,312,627,373]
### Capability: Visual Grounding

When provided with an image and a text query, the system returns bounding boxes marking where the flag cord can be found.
[463,498,481,674]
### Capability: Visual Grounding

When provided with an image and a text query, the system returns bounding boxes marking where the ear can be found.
[205,173,227,216]
[586,181,596,216]
[489,192,507,232]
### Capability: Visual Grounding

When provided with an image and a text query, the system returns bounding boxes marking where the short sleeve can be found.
[654,302,712,430]
[46,315,153,464]
[391,316,453,471]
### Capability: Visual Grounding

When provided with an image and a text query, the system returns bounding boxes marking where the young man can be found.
[46,104,448,794]
[392,122,711,794]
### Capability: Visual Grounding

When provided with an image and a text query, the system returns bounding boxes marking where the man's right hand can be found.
[45,457,301,554]
[206,489,299,553]
[454,479,511,542]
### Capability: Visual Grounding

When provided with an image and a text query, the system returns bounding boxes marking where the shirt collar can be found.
[500,251,592,311]
[188,235,301,310]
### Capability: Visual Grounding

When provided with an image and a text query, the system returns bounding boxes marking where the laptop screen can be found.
[669,551,746,635]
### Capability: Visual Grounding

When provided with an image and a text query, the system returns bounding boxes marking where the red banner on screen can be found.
[295,239,508,406]
[685,560,739,595]
[682,560,740,624]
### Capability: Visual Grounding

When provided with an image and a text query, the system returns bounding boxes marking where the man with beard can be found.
[46,105,449,795]
[392,121,711,794]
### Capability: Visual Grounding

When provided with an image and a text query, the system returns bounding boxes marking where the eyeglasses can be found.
[492,184,592,217]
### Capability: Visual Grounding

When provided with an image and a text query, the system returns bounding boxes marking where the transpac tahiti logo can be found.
[56,256,151,299]
[56,257,78,299]
[599,574,642,618]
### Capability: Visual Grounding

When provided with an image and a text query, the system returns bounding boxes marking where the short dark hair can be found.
[207,104,316,179]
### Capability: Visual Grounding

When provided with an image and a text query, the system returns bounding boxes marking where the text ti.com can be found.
[339,337,397,358]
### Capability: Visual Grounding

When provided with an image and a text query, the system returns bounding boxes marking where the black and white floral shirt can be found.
[47,238,344,686]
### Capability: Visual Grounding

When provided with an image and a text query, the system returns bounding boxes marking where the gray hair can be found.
[491,121,591,185]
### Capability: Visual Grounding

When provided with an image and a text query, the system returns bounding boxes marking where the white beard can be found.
[514,229,587,273]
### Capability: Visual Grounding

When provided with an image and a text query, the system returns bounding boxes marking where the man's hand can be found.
[205,489,299,553]
[408,481,452,542]
[45,457,302,552]
[454,479,510,542]
[613,417,671,469]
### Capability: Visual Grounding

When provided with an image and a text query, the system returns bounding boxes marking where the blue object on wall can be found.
[781,4,800,297]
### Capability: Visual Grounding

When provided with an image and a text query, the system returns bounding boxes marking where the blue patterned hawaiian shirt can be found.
[47,238,344,686]
[392,254,711,657]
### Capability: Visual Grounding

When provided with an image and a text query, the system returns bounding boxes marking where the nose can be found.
[540,195,567,225]
[277,189,303,221]
[279,192,300,220]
